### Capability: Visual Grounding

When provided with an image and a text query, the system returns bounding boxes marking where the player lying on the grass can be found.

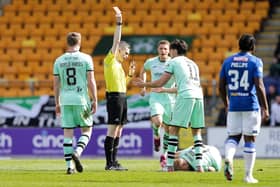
[167,145,222,172]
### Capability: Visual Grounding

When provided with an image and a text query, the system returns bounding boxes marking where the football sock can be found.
[112,137,120,164]
[163,132,169,153]
[243,142,256,177]
[193,135,203,167]
[225,137,239,162]
[167,135,178,167]
[75,133,90,157]
[152,124,160,137]
[63,137,74,169]
[104,136,114,166]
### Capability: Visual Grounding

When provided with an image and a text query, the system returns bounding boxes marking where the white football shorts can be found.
[227,110,261,136]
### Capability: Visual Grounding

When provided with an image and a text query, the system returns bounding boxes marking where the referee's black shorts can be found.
[106,92,127,125]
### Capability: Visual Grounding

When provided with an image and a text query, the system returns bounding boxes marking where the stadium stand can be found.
[0,0,272,100]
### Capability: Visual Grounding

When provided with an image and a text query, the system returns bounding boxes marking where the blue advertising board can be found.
[0,126,153,157]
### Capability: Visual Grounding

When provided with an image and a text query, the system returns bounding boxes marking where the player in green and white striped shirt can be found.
[139,40,176,159]
[133,39,205,172]
[173,145,221,172]
[53,32,98,174]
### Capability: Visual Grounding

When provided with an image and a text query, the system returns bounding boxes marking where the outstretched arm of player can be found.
[139,66,147,96]
[133,72,171,88]
[111,6,122,56]
[87,71,98,114]
[151,87,177,93]
[254,77,269,122]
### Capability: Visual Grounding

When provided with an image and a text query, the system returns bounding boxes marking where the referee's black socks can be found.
[104,136,114,166]
[112,137,120,164]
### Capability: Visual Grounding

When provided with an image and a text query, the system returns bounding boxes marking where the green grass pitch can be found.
[0,158,279,187]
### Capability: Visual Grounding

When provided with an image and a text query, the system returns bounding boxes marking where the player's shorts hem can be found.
[151,114,161,117]
[191,127,204,129]
[107,121,127,125]
[61,127,75,129]
[168,123,189,129]
[62,125,93,129]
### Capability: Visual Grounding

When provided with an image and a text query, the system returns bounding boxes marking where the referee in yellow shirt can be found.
[103,7,135,171]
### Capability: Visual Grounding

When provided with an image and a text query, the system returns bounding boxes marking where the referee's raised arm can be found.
[111,6,122,55]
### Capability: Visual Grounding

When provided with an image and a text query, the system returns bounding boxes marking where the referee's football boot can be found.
[113,161,128,171]
[72,152,83,173]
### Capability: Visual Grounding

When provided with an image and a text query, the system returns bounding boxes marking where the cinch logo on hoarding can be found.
[0,132,12,148]
[97,133,142,148]
[32,130,64,148]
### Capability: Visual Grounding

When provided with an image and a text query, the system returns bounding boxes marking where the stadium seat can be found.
[150,0,164,10]
[194,1,209,12]
[247,21,261,32]
[234,14,247,23]
[0,53,11,63]
[47,3,62,12]
[98,12,114,23]
[0,87,9,97]
[126,12,142,23]
[3,4,17,12]
[179,1,194,12]
[134,0,151,10]
[10,16,24,25]
[32,4,48,12]
[210,9,224,18]
[254,9,268,19]
[203,14,216,24]
[208,52,224,63]
[217,13,232,24]
[224,0,239,11]
[241,26,255,35]
[201,38,217,48]
[34,87,53,96]
[17,11,31,19]
[32,11,46,18]
[5,39,21,49]
[210,0,224,10]
[187,12,202,24]
[17,73,33,82]
[157,11,172,23]
[162,23,179,35]
[4,87,21,97]
[118,0,135,10]
[62,3,77,12]
[86,1,105,12]
[67,23,82,32]
[143,13,157,23]
[27,52,41,64]
[193,51,209,62]
[210,26,224,36]
[19,87,33,97]
[255,1,270,10]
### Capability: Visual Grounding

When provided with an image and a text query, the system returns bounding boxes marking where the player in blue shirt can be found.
[219,34,269,183]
